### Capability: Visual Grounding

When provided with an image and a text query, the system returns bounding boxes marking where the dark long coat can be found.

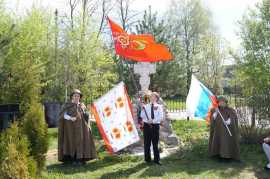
[208,106,240,160]
[58,102,97,162]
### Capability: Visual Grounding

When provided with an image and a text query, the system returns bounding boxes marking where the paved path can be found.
[168,112,204,121]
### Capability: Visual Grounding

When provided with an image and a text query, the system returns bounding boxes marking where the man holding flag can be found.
[186,75,240,161]
[208,96,240,161]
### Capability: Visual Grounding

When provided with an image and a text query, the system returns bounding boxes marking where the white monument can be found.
[134,62,156,91]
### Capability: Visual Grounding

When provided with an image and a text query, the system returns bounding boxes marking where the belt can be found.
[144,122,160,125]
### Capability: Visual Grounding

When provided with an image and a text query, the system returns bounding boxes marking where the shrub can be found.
[23,101,48,173]
[0,123,37,179]
[239,125,270,144]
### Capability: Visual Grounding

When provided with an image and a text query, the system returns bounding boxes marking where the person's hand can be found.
[139,122,144,130]
[160,121,164,127]
[212,112,218,120]
[225,118,231,125]
[80,103,86,110]
[71,117,76,122]
[264,137,270,143]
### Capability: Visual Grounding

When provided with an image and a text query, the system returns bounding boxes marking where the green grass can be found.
[42,121,270,179]
[48,128,58,150]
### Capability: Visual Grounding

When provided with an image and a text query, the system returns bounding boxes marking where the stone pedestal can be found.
[157,98,179,146]
[132,62,179,147]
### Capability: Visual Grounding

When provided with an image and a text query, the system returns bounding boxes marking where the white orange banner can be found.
[91,82,139,153]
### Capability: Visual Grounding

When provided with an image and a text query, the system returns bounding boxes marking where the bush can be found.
[0,123,37,179]
[0,143,30,179]
[23,101,48,173]
[239,125,270,144]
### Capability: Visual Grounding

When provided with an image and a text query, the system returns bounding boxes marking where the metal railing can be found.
[38,95,270,126]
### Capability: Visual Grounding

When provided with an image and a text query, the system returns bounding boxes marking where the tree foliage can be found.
[238,0,270,120]
[135,1,225,97]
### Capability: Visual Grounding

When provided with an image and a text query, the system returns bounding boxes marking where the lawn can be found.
[42,120,270,179]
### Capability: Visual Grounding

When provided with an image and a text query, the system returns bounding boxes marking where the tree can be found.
[0,0,13,52]
[237,0,270,123]
[167,0,211,93]
[194,32,226,94]
[51,0,119,102]
[0,1,16,99]
[0,8,50,174]
[0,8,50,113]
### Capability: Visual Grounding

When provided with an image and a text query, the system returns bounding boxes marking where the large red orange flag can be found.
[108,17,173,62]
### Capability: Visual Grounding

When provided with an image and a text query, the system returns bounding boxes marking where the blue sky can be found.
[5,0,261,49]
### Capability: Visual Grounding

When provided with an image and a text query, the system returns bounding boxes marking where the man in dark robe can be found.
[58,89,97,165]
[208,96,240,161]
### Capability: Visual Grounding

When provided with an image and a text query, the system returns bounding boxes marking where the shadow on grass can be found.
[46,154,139,175]
[100,162,150,179]
[100,137,270,178]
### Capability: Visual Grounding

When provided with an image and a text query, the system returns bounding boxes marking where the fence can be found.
[84,95,250,113]
[161,96,269,124]
[1,95,266,128]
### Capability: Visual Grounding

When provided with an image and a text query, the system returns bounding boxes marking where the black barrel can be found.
[44,102,62,128]
[0,104,19,132]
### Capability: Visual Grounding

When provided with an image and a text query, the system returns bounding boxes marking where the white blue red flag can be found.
[186,75,218,122]
[91,82,140,153]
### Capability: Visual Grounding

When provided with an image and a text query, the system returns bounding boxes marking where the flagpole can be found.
[217,108,232,137]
